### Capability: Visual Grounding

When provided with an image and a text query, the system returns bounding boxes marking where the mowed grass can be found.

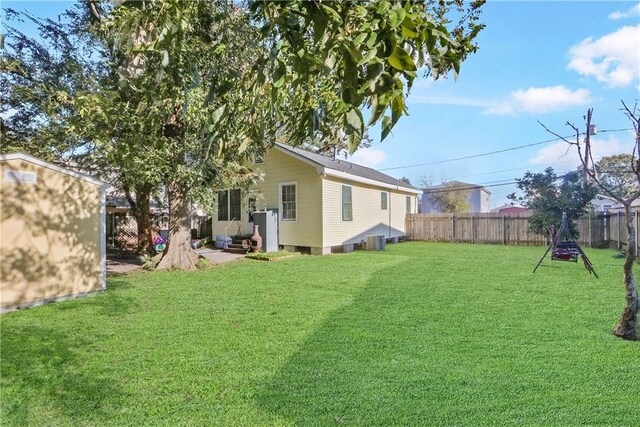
[1,243,638,426]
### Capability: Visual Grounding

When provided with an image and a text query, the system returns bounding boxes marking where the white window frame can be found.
[381,191,388,210]
[253,152,264,164]
[279,181,298,222]
[217,188,242,221]
[341,184,353,221]
[406,195,412,213]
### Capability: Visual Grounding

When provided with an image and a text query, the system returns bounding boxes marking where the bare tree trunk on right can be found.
[613,204,638,340]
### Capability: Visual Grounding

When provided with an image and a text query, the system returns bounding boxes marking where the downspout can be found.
[388,190,392,239]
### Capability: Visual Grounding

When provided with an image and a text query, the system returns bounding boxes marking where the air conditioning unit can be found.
[366,235,385,251]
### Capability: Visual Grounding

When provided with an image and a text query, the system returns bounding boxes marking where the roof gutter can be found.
[322,168,422,194]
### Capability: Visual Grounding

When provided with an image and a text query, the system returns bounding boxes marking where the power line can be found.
[423,173,577,195]
[380,128,633,172]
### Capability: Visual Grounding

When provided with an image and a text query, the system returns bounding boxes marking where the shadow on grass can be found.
[0,324,122,425]
[255,257,441,425]
[51,277,140,317]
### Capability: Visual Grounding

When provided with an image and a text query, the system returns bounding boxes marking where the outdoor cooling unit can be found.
[366,235,385,251]
[252,209,279,252]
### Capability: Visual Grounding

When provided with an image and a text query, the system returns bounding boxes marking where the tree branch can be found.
[86,0,102,22]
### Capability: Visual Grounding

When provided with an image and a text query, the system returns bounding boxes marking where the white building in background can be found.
[421,181,491,213]
[591,194,618,213]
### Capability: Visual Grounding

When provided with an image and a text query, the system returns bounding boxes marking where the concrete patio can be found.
[106,248,245,274]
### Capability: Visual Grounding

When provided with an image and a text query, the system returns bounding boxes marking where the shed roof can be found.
[0,152,109,188]
[274,143,420,192]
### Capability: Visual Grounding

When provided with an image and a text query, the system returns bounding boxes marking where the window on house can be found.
[217,189,242,221]
[381,192,388,210]
[253,152,264,164]
[230,189,242,220]
[406,196,412,213]
[342,185,353,221]
[217,190,229,221]
[280,183,297,221]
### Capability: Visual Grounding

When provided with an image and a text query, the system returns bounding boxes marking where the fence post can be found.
[471,215,476,244]
[618,211,622,250]
[502,216,507,244]
[588,214,592,247]
[451,215,456,242]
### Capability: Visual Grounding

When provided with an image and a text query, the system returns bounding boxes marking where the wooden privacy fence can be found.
[406,212,640,256]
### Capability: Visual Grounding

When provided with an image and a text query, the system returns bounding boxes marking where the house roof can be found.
[0,152,109,188]
[274,143,421,193]
[422,180,491,195]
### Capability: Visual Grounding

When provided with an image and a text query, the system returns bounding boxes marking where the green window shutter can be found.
[342,185,353,221]
[217,190,229,221]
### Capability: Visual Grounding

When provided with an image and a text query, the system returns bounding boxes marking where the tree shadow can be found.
[51,277,139,317]
[253,249,614,425]
[0,324,123,425]
[1,159,105,310]
[255,257,443,425]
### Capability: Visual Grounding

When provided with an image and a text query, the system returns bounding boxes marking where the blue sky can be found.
[3,1,639,208]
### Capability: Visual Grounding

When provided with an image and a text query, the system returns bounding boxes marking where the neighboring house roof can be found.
[105,194,168,212]
[490,204,529,213]
[0,152,109,188]
[274,143,421,194]
[422,180,491,195]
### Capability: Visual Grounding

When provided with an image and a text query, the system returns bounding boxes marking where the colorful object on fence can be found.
[533,212,598,278]
[154,235,167,253]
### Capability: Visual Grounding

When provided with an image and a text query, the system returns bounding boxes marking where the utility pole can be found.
[584,108,596,190]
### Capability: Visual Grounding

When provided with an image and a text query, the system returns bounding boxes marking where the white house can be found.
[421,181,491,213]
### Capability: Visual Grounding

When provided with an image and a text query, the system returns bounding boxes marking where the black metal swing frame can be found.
[533,212,598,278]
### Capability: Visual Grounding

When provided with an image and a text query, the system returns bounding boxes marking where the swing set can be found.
[533,212,598,278]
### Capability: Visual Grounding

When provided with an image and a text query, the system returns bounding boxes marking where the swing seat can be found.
[552,250,578,262]
[551,241,580,262]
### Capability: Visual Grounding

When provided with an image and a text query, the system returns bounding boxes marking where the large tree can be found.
[540,106,640,341]
[3,0,485,269]
[1,4,163,254]
[96,0,485,269]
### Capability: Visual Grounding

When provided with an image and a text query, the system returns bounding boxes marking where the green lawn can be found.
[1,243,638,426]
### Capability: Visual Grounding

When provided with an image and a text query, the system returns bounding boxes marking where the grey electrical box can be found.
[252,210,279,252]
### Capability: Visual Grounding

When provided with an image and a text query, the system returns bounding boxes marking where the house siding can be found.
[322,176,416,246]
[212,148,323,248]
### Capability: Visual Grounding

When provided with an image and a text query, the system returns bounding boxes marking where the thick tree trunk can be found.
[156,180,198,270]
[613,204,638,340]
[125,184,154,254]
[135,187,153,254]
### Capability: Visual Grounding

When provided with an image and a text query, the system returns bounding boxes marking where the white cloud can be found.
[346,147,387,168]
[531,134,630,167]
[568,25,640,87]
[484,86,592,116]
[608,4,640,20]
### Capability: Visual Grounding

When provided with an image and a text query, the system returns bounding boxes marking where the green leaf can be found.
[211,104,226,125]
[272,61,286,88]
[366,32,378,49]
[381,115,392,141]
[391,96,405,128]
[321,4,342,24]
[387,46,416,71]
[345,108,363,135]
[354,33,367,46]
[357,48,378,67]
[389,8,406,29]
